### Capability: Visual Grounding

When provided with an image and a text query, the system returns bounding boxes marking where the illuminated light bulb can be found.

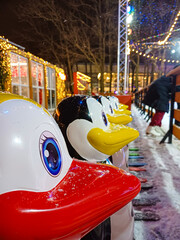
[127,14,133,24]
[59,72,66,81]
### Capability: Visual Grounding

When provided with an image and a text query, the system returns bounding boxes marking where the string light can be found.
[135,28,180,43]
[131,45,180,63]
[158,10,180,45]
[0,36,66,102]
[76,71,91,91]
[130,9,180,63]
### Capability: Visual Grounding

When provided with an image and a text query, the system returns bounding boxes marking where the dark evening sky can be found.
[0,0,23,44]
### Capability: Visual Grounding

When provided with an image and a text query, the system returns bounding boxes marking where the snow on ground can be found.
[129,104,180,240]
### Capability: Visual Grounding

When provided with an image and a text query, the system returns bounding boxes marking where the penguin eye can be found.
[109,105,113,114]
[115,103,118,109]
[102,111,108,126]
[40,131,62,177]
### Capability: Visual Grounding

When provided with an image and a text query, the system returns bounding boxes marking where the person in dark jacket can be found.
[143,64,180,137]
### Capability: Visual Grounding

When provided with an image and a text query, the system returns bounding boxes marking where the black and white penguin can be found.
[0,93,141,240]
[94,95,132,125]
[92,95,136,240]
[54,95,140,240]
[54,95,139,162]
[110,96,129,110]
[108,96,132,115]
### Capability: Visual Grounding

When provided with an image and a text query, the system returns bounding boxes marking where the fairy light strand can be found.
[158,10,180,45]
[0,36,66,102]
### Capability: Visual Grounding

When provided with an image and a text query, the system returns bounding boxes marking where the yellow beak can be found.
[114,109,131,115]
[87,124,139,155]
[119,104,129,110]
[107,113,132,125]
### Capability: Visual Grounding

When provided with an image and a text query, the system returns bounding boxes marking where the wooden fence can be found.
[134,72,180,144]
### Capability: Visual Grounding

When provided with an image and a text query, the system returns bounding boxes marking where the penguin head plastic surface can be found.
[108,96,131,115]
[55,96,110,161]
[0,92,141,239]
[93,95,132,125]
[0,92,72,194]
[55,96,139,161]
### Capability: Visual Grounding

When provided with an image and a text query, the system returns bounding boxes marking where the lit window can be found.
[47,67,56,110]
[10,52,29,98]
[31,61,45,106]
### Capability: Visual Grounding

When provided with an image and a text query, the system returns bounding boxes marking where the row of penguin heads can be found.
[0,92,141,239]
[0,93,138,196]
[53,95,138,162]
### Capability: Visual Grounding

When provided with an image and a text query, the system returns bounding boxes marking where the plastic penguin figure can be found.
[108,96,132,115]
[94,95,135,240]
[54,95,140,240]
[54,95,139,162]
[95,95,132,125]
[111,96,129,110]
[0,93,141,240]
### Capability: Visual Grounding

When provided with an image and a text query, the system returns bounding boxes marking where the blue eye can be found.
[40,132,62,176]
[110,105,113,114]
[102,111,108,126]
[115,103,118,109]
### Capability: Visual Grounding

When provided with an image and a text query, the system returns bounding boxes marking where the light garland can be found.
[135,28,180,43]
[131,47,180,63]
[76,71,91,91]
[0,37,17,91]
[158,10,180,45]
[0,36,66,102]
[129,9,180,62]
[77,71,91,82]
[56,67,66,103]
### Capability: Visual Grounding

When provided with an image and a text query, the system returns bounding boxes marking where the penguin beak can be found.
[87,124,139,155]
[119,104,129,110]
[0,159,141,239]
[106,113,132,125]
[114,109,132,115]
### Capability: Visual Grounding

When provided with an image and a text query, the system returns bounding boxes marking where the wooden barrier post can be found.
[160,76,176,144]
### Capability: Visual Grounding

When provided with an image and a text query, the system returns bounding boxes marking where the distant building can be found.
[0,36,66,113]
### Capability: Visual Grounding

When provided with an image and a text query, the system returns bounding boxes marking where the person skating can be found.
[143,64,180,137]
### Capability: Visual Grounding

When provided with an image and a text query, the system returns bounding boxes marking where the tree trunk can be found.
[109,61,112,93]
[150,59,155,83]
[160,49,166,76]
[100,62,104,93]
[135,54,139,89]
[66,48,73,94]
[89,63,92,92]
[143,61,147,87]
[146,60,150,86]
[131,61,135,92]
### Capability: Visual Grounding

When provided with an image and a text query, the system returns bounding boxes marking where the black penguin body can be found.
[54,96,92,160]
[54,95,111,240]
